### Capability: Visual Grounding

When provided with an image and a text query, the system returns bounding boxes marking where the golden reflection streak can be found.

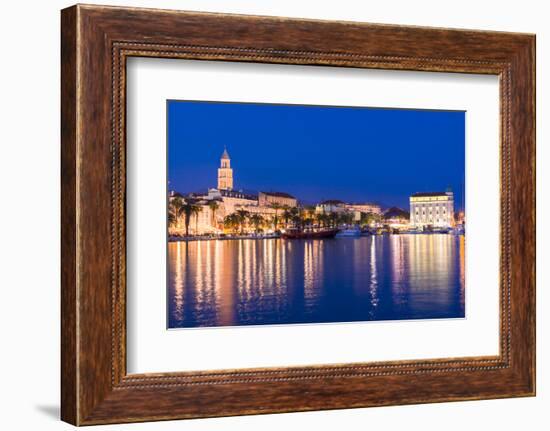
[408,235,455,311]
[237,240,246,303]
[254,240,265,300]
[390,235,406,307]
[369,237,379,316]
[264,239,274,291]
[172,241,185,323]
[304,241,312,295]
[459,235,465,309]
[303,240,323,310]
[274,240,281,289]
[351,238,369,296]
[217,239,236,326]
[193,239,205,320]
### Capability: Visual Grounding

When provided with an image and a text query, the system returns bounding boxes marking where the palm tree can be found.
[339,212,354,226]
[169,196,185,229]
[360,211,381,227]
[286,207,301,228]
[315,212,326,228]
[168,210,176,227]
[235,209,250,234]
[304,206,316,228]
[207,200,220,230]
[224,213,240,234]
[182,200,202,236]
[328,212,339,228]
[281,206,293,227]
[195,211,200,233]
[270,203,283,230]
[249,214,264,233]
[292,213,303,229]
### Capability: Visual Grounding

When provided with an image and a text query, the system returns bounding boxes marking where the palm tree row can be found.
[170,196,382,237]
[168,196,203,236]
[224,209,253,234]
[222,205,376,234]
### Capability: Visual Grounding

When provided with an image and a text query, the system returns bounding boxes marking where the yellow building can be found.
[315,200,346,214]
[208,189,258,215]
[168,196,226,236]
[188,200,225,235]
[217,147,233,190]
[258,191,297,208]
[344,202,382,215]
[410,190,454,229]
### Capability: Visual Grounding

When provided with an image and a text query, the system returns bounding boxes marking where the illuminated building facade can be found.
[316,200,346,214]
[208,188,257,215]
[258,191,297,208]
[410,190,454,229]
[344,202,382,215]
[217,147,233,190]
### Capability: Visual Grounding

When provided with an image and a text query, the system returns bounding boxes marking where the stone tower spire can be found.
[217,146,233,190]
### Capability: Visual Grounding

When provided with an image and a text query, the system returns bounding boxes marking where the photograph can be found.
[167,100,466,329]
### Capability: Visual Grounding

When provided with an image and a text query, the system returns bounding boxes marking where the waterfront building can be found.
[315,201,381,222]
[344,202,382,222]
[258,191,297,208]
[410,190,454,229]
[316,200,346,214]
[208,188,258,215]
[344,202,382,215]
[188,199,226,235]
[168,195,226,236]
[168,190,183,200]
[217,147,233,191]
[384,207,411,229]
[234,203,279,226]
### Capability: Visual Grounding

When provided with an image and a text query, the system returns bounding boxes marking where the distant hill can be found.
[383,207,410,220]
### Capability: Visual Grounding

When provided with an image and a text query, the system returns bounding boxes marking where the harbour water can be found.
[168,234,465,329]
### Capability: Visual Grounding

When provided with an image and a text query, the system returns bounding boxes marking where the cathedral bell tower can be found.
[217,146,233,190]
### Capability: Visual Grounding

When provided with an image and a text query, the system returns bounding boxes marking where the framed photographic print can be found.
[61,4,535,425]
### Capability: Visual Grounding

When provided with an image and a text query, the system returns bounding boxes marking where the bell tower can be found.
[217,146,233,190]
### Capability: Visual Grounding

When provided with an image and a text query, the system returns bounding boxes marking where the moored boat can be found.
[450,225,465,235]
[281,228,339,239]
[336,226,361,238]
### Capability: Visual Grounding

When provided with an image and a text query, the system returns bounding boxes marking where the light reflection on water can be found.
[168,235,465,329]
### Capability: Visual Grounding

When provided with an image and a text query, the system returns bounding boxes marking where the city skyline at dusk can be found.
[167,100,465,210]
[167,99,466,329]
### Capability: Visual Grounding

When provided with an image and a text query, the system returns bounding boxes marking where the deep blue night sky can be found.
[167,100,465,210]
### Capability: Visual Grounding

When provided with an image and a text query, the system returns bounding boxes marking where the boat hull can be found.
[336,228,361,238]
[281,229,339,239]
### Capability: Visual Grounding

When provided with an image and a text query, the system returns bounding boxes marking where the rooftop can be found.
[411,191,450,198]
[346,202,381,207]
[320,199,345,205]
[221,189,257,200]
[260,191,296,199]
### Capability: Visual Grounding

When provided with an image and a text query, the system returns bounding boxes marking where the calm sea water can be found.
[168,235,465,329]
